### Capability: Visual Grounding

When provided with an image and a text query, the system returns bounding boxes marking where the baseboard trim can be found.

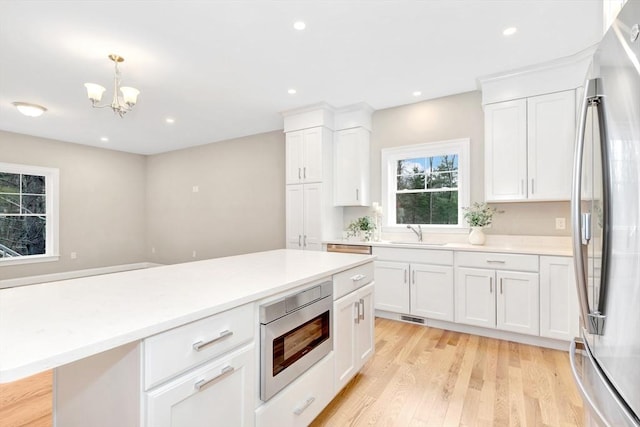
[0,262,162,289]
[375,309,572,352]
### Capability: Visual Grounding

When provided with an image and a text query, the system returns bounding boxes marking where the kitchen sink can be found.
[387,241,446,246]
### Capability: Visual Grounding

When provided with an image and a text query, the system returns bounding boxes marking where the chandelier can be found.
[84,54,140,117]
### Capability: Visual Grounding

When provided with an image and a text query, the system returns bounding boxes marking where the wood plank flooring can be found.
[0,370,52,427]
[311,318,583,427]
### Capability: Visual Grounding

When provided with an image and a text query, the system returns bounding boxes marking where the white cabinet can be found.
[372,261,410,313]
[285,183,323,251]
[455,252,540,336]
[334,127,370,206]
[539,256,580,341]
[484,99,528,201]
[145,344,254,427]
[484,90,576,202]
[410,263,455,322]
[255,353,335,427]
[54,304,257,427]
[334,282,374,392]
[527,90,576,200]
[286,127,329,184]
[372,247,454,321]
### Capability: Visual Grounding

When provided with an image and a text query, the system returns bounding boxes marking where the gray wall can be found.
[344,90,570,236]
[145,131,285,264]
[0,130,148,279]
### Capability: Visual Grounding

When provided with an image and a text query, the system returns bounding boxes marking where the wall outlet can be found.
[555,217,566,230]
[192,250,197,258]
[192,185,199,193]
[70,252,77,259]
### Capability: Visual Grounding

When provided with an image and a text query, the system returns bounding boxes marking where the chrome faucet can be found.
[406,224,423,242]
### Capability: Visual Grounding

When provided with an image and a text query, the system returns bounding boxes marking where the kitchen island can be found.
[0,249,375,426]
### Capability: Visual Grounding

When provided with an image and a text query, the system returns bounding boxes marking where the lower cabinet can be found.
[255,352,335,427]
[374,261,454,321]
[539,256,579,341]
[334,282,375,392]
[145,344,255,427]
[455,267,539,335]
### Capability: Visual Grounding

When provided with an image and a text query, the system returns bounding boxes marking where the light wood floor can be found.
[311,318,584,427]
[0,370,52,427]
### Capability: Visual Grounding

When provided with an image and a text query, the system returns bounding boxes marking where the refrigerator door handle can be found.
[571,77,609,335]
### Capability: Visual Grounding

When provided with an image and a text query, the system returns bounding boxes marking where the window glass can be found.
[0,164,58,262]
[382,139,469,227]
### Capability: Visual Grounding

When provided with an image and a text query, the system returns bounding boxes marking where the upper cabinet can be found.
[479,50,591,203]
[333,104,373,207]
[285,127,331,185]
[484,90,576,202]
[334,127,370,206]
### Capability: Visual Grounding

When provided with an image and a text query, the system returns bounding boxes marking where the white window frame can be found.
[381,138,470,230]
[0,162,59,266]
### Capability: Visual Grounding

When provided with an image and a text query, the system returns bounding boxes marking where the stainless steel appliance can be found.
[571,2,640,425]
[259,280,333,401]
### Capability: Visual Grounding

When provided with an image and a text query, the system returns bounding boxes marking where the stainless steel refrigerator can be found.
[571,1,640,425]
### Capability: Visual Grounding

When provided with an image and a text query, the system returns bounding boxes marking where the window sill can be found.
[0,254,60,267]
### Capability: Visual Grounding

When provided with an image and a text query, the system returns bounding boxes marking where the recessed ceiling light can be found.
[293,21,306,31]
[503,27,517,36]
[288,88,297,95]
[165,117,175,124]
[12,102,47,117]
[413,91,422,97]
[100,137,109,142]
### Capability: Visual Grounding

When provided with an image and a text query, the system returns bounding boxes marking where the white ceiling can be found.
[0,1,603,155]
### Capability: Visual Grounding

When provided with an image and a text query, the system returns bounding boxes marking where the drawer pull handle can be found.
[351,274,366,281]
[194,365,235,392]
[486,260,506,264]
[294,396,316,415]
[193,330,233,351]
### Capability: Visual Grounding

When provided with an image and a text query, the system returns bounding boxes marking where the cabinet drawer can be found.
[145,344,255,427]
[373,247,453,265]
[455,251,538,272]
[144,303,254,390]
[333,262,374,300]
[255,352,335,427]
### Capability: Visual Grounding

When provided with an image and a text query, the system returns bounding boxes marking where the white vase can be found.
[469,227,486,245]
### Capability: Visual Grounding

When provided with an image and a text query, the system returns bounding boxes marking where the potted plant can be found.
[462,202,497,245]
[346,216,377,242]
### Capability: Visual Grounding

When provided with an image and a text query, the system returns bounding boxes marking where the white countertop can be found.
[326,234,573,257]
[0,249,374,384]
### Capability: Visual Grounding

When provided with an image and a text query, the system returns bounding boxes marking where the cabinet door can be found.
[484,99,528,201]
[356,283,375,367]
[302,127,324,183]
[410,264,454,321]
[373,261,410,313]
[527,90,575,200]
[334,291,358,392]
[496,271,540,335]
[455,267,496,328]
[286,130,304,184]
[145,345,254,427]
[285,185,304,249]
[302,183,323,251]
[540,256,579,341]
[334,128,370,206]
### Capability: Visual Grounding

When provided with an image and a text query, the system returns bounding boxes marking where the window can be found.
[381,138,470,227]
[0,162,59,264]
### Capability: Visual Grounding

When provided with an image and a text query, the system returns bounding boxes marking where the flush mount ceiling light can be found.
[12,102,47,117]
[84,54,140,118]
[293,21,306,30]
